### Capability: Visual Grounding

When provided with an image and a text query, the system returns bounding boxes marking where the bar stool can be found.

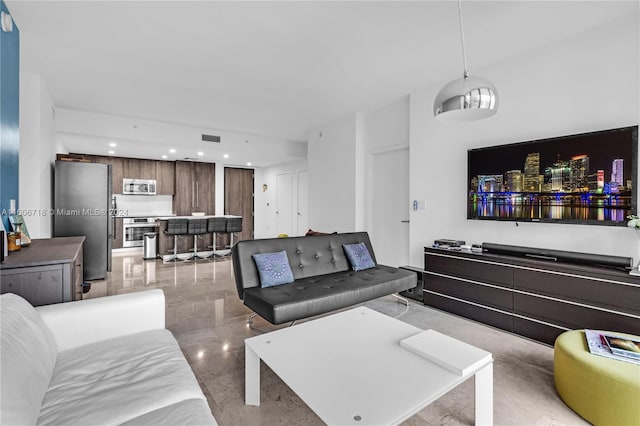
[207,217,227,257]
[226,216,243,249]
[163,218,188,262]
[187,218,209,260]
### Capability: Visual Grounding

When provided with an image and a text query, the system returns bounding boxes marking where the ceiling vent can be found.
[183,157,200,161]
[202,134,221,143]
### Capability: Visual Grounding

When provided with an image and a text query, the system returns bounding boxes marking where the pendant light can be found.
[433,0,498,120]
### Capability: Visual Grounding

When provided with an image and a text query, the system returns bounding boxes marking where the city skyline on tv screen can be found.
[467,126,638,225]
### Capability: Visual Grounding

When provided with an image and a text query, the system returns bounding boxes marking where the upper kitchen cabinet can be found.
[57,153,94,162]
[174,161,215,215]
[64,154,176,195]
[194,162,215,213]
[155,161,175,195]
[123,158,155,180]
[174,161,192,213]
[93,156,124,194]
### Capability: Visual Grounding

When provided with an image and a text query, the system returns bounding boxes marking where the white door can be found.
[276,172,293,236]
[370,148,410,267]
[296,170,309,236]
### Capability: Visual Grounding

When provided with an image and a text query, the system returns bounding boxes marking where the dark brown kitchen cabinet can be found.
[194,162,215,213]
[174,161,215,215]
[224,167,254,242]
[174,161,215,252]
[93,155,124,194]
[123,158,156,180]
[110,157,124,194]
[155,161,175,195]
[113,217,124,249]
[174,161,193,215]
[57,153,94,162]
[66,154,160,194]
[157,219,169,258]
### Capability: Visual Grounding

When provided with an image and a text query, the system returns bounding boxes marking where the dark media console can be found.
[423,246,640,345]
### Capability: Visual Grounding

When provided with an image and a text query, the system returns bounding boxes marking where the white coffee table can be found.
[245,306,493,425]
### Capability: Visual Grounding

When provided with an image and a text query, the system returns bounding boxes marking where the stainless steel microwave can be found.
[123,178,156,195]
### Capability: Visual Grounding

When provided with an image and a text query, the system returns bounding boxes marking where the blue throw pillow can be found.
[252,250,294,288]
[343,242,376,271]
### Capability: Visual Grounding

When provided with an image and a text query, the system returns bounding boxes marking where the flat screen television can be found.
[467,125,638,226]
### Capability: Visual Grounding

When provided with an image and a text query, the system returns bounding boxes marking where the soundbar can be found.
[481,243,633,269]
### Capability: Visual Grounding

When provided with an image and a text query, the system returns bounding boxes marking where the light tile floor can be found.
[86,251,588,425]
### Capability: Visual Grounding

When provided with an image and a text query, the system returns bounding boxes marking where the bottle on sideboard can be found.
[7,231,21,252]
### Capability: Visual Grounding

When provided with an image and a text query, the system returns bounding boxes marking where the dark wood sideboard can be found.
[423,247,640,345]
[0,237,85,306]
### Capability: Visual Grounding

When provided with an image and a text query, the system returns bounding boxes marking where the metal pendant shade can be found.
[433,73,498,120]
[434,1,498,121]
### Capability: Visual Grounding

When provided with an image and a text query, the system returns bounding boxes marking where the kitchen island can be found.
[156,215,242,261]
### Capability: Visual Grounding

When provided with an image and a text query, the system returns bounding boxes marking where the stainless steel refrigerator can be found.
[54,161,112,280]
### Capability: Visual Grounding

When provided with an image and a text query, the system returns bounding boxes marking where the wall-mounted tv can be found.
[468,125,638,226]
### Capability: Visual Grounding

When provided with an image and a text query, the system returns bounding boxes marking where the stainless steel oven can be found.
[123,217,157,247]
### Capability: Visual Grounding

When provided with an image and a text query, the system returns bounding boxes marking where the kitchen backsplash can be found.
[114,194,173,217]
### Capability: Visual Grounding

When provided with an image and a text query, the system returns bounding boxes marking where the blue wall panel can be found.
[0,0,19,231]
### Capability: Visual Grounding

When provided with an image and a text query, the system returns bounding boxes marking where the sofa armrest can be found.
[36,289,165,352]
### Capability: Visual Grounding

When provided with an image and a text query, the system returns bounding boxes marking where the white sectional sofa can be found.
[1,289,217,426]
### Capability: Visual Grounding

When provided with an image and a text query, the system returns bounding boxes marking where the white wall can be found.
[354,113,365,231]
[308,114,363,232]
[254,159,308,239]
[363,96,410,232]
[304,96,411,243]
[363,96,410,153]
[19,72,56,238]
[409,15,640,266]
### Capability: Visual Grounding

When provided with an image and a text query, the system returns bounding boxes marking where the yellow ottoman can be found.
[554,330,640,426]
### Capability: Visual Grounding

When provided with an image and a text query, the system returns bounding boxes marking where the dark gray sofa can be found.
[231,232,417,324]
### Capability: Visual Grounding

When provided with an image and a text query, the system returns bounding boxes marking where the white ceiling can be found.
[6,1,638,163]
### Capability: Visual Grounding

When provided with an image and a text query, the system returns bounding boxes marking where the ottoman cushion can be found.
[554,330,640,426]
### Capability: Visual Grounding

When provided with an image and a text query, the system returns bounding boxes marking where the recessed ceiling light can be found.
[109,142,117,147]
[169,148,176,154]
[223,154,229,159]
[108,150,115,155]
[197,151,204,156]
[247,162,252,166]
[162,155,168,159]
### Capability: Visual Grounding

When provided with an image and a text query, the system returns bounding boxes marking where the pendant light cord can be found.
[458,0,469,78]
